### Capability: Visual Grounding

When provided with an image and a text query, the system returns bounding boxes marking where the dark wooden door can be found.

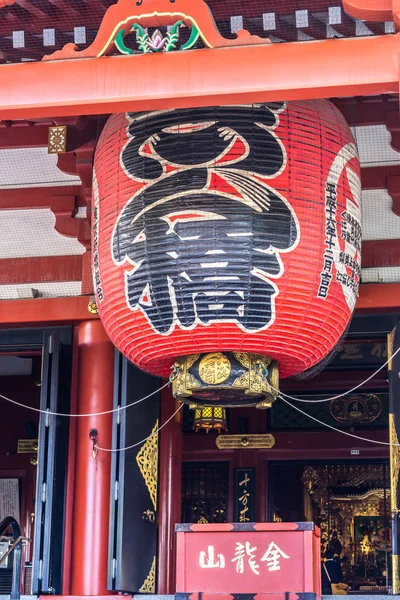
[32,329,72,595]
[108,352,161,593]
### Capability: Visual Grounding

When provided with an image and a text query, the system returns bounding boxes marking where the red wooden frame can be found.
[175,522,321,598]
[0,35,397,120]
[0,282,397,329]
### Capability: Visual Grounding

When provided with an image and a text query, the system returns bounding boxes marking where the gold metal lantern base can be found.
[172,351,279,409]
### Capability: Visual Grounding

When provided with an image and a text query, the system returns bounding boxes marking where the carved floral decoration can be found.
[42,0,269,61]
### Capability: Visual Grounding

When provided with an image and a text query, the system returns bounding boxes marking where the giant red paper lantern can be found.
[93,100,361,394]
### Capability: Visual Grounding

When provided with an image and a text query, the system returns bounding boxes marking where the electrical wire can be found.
[0,379,171,417]
[270,344,400,404]
[278,395,399,446]
[96,402,184,452]
[0,342,398,419]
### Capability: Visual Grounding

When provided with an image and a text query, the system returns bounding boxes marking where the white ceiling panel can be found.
[351,125,400,167]
[0,281,82,299]
[0,208,85,257]
[0,147,81,188]
[361,266,400,283]
[362,188,400,240]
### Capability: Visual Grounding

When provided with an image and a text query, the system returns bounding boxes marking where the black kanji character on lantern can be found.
[121,104,286,182]
[113,165,299,334]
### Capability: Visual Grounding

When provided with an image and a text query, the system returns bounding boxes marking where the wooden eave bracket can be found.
[343,0,400,29]
[387,175,400,216]
[57,140,95,224]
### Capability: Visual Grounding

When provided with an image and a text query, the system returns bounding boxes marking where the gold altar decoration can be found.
[302,464,391,562]
[172,351,279,408]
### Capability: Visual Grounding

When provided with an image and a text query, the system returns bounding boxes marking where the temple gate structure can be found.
[0,0,400,598]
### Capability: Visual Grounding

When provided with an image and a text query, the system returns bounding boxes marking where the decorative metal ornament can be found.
[136,420,159,510]
[329,394,382,424]
[88,299,99,314]
[172,352,278,408]
[216,434,275,450]
[193,405,227,433]
[93,101,361,392]
[138,556,156,594]
[48,125,67,154]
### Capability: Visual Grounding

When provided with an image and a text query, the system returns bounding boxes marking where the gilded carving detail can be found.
[197,516,209,524]
[233,352,251,369]
[187,353,200,369]
[393,554,400,595]
[139,556,156,593]
[136,420,158,511]
[199,352,231,384]
[172,351,278,407]
[48,126,67,154]
[390,413,400,515]
[232,371,250,388]
[186,373,202,389]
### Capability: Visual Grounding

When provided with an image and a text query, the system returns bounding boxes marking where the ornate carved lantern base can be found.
[172,352,279,409]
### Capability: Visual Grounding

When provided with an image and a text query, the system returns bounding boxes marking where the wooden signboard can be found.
[176,522,321,600]
[234,468,256,523]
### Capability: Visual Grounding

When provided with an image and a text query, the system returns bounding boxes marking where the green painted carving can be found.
[114,21,201,56]
[180,24,200,50]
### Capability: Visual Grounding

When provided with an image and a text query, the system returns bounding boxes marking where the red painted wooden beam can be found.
[0,296,98,327]
[0,186,84,209]
[182,429,389,460]
[0,283,396,328]
[361,165,400,188]
[342,0,392,23]
[334,95,399,127]
[357,282,400,312]
[0,123,50,147]
[362,239,400,268]
[0,34,397,119]
[0,255,82,284]
[281,369,387,392]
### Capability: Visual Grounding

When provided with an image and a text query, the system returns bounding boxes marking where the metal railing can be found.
[0,517,29,600]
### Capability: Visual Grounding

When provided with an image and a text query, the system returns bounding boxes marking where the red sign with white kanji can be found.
[176,523,321,597]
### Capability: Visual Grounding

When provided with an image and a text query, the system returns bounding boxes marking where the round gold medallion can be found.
[198,353,231,385]
[88,300,99,315]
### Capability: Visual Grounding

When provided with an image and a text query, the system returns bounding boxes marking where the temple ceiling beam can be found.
[0,34,397,119]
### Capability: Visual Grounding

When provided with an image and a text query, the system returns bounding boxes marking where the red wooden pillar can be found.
[157,388,183,594]
[70,321,114,596]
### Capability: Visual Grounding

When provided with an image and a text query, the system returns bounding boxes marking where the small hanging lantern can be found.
[193,405,227,433]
